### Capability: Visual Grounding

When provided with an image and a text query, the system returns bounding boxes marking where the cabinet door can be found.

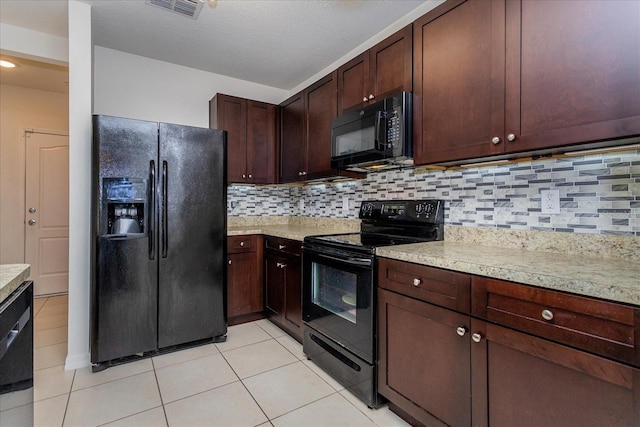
[506,0,640,153]
[337,52,369,115]
[227,252,257,318]
[214,94,247,183]
[369,24,412,102]
[378,289,471,427]
[246,100,277,184]
[279,92,306,183]
[413,0,506,165]
[305,72,337,179]
[264,252,284,320]
[283,255,302,341]
[471,319,640,427]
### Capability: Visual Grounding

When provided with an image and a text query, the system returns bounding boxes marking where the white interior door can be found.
[25,131,69,296]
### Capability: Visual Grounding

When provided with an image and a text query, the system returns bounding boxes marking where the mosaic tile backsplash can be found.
[228,148,640,236]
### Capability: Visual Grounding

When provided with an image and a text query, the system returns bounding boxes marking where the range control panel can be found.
[359,200,443,224]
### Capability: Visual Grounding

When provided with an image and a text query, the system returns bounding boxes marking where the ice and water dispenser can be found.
[102,178,147,236]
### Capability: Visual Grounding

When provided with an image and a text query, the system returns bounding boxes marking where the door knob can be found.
[28,219,37,226]
[28,207,36,214]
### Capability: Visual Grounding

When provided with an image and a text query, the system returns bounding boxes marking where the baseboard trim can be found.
[65,352,90,371]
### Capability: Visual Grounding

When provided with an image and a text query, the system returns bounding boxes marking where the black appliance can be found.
[330,92,412,172]
[90,115,227,370]
[0,281,33,395]
[302,200,444,408]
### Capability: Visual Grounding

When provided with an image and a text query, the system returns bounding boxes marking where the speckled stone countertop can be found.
[228,217,640,307]
[377,240,640,307]
[227,216,360,241]
[0,264,30,305]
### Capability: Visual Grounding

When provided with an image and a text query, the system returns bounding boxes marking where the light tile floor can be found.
[21,295,410,427]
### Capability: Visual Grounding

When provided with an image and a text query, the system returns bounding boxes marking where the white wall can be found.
[65,0,92,371]
[93,46,289,127]
[0,85,69,263]
[0,22,68,65]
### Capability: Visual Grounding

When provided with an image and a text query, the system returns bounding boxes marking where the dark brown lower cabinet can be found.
[378,258,640,427]
[472,319,640,427]
[227,235,263,325]
[264,236,303,342]
[378,288,470,427]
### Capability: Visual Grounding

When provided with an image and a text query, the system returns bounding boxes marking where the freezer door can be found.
[91,115,159,363]
[157,123,227,348]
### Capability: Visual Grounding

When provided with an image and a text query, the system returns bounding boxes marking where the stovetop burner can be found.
[304,200,444,254]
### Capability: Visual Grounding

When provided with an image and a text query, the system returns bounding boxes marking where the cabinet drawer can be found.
[264,236,301,257]
[378,258,471,314]
[472,276,640,367]
[227,235,257,254]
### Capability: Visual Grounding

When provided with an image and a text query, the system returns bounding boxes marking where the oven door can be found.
[302,245,374,363]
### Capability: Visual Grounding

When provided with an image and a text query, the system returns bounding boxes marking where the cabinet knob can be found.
[413,278,421,287]
[28,207,36,214]
[298,171,303,176]
[471,333,482,343]
[228,259,232,265]
[456,326,467,337]
[303,171,307,176]
[507,133,516,142]
[491,136,501,145]
[278,244,287,250]
[276,262,287,269]
[363,97,368,102]
[242,174,246,179]
[240,241,245,247]
[248,174,252,178]
[541,309,554,321]
[28,219,37,226]
[368,94,374,100]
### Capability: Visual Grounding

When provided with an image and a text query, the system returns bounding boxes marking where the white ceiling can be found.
[0,0,437,93]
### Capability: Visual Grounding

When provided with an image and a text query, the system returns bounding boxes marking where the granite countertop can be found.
[0,264,30,305]
[376,241,640,307]
[228,218,639,308]
[228,224,357,241]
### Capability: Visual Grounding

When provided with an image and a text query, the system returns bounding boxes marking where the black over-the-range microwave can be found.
[331,92,412,172]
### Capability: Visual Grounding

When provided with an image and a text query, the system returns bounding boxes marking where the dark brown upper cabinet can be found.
[280,72,337,183]
[210,94,278,184]
[338,24,413,115]
[413,0,640,166]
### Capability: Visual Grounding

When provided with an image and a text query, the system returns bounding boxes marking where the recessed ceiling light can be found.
[0,60,16,68]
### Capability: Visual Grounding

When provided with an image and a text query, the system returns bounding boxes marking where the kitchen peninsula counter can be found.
[377,240,640,307]
[0,264,30,305]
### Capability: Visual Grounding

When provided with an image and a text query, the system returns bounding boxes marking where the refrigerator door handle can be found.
[149,160,155,260]
[161,160,168,258]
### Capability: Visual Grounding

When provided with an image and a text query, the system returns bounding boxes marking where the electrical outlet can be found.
[299,199,304,212]
[540,189,560,214]
[342,196,350,215]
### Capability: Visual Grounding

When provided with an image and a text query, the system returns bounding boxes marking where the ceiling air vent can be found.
[146,0,204,19]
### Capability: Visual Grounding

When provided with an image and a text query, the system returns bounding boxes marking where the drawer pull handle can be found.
[541,309,554,321]
[413,278,421,287]
[471,333,482,343]
[456,326,467,337]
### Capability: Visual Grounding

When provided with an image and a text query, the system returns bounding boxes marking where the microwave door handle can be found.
[374,111,387,151]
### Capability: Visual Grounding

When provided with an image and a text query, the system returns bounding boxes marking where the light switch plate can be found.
[342,196,350,215]
[540,189,560,214]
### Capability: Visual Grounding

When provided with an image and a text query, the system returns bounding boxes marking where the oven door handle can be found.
[307,251,373,267]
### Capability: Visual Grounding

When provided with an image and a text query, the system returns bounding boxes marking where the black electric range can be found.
[301,199,444,409]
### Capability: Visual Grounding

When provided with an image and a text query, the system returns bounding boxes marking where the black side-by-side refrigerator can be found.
[90,115,227,369]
